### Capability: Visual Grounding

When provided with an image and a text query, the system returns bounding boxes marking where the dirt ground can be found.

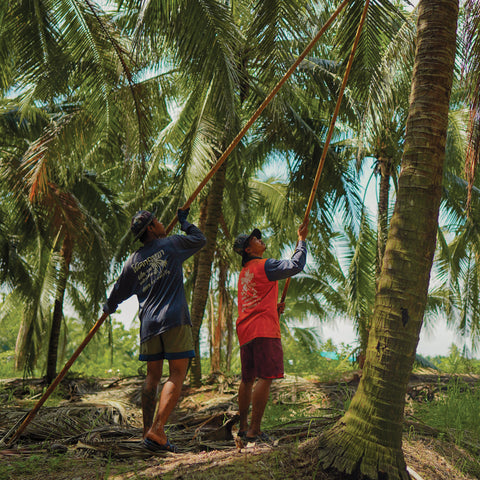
[0,372,479,480]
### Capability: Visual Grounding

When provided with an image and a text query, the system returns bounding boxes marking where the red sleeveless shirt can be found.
[236,258,280,346]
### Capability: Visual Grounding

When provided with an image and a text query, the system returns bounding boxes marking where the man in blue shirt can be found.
[104,208,206,452]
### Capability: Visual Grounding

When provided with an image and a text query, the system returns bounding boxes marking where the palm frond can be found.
[462,0,480,206]
[333,0,407,100]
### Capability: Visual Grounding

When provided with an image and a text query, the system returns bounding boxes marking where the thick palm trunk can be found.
[189,162,227,386]
[46,241,72,384]
[317,1,458,479]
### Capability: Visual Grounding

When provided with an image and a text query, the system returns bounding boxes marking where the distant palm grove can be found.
[1,0,479,478]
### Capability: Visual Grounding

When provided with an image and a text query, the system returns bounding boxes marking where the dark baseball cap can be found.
[233,228,261,256]
[130,210,155,239]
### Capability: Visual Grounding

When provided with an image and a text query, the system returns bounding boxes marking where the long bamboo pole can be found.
[280,0,371,304]
[2,312,109,447]
[3,1,354,447]
[166,0,351,233]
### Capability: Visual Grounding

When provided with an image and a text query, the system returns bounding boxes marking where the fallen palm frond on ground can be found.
[0,398,336,458]
[0,373,479,479]
[0,374,346,459]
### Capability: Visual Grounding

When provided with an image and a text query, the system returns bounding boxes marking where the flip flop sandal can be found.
[143,437,178,453]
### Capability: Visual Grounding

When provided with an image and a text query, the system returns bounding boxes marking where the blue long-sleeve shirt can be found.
[104,221,206,343]
[263,241,307,281]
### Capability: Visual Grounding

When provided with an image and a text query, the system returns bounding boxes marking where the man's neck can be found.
[246,255,263,263]
[143,233,165,244]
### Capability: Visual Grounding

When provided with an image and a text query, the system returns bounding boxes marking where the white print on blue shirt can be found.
[132,250,170,293]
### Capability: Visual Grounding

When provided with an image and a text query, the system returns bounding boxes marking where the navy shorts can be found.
[240,337,284,382]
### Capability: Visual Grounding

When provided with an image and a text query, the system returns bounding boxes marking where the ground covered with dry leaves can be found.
[0,372,479,479]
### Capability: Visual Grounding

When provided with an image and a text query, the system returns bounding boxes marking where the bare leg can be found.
[145,358,189,444]
[238,379,254,433]
[247,378,272,438]
[142,359,163,437]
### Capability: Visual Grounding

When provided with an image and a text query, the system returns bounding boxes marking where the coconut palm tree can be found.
[352,0,480,357]
[425,0,480,353]
[0,0,158,379]
[0,128,126,379]
[0,0,148,164]
[430,106,480,352]
[316,1,459,478]
[122,0,341,385]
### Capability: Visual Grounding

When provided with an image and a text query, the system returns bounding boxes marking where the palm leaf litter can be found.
[2,371,475,459]
[0,374,345,458]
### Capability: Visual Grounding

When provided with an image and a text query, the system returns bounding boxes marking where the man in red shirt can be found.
[233,222,308,444]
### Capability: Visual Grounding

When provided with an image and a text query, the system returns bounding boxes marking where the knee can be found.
[240,379,254,390]
[168,359,189,383]
[254,378,272,393]
[145,362,163,388]
[147,370,162,383]
[168,367,187,384]
[144,374,160,392]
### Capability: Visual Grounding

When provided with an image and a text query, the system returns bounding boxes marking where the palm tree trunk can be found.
[211,292,223,373]
[15,312,33,371]
[225,294,233,371]
[376,156,391,283]
[191,197,209,290]
[211,256,229,373]
[46,240,72,384]
[208,291,215,361]
[189,162,227,386]
[317,1,458,478]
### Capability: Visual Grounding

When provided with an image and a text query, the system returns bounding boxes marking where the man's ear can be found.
[244,238,253,255]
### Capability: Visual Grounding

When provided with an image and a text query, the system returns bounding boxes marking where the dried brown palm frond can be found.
[0,404,130,443]
[1,373,361,458]
[1,401,339,459]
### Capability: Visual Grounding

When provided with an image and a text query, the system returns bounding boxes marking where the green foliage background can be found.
[3,309,480,380]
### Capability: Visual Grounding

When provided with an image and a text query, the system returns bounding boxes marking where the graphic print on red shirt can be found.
[236,259,280,346]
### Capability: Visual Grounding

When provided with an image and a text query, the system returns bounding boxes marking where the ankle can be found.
[145,429,167,444]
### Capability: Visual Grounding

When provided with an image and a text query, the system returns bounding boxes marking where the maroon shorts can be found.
[240,337,284,382]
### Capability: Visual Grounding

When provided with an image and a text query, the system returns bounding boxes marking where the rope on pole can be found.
[280,0,371,304]
[166,0,351,234]
[2,312,109,447]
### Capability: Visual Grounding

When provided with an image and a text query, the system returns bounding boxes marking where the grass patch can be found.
[412,377,480,446]
[410,375,480,477]
[262,398,311,429]
[0,455,105,480]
